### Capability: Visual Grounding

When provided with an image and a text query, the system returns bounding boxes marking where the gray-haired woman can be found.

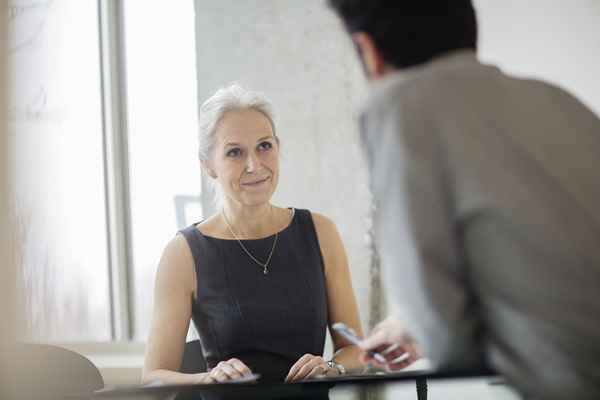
[142,83,364,384]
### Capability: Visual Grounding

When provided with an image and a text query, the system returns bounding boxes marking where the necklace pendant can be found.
[222,209,278,276]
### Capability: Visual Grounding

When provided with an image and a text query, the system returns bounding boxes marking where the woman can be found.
[142,83,364,384]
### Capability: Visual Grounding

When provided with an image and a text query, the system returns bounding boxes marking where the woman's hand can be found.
[197,358,254,383]
[358,316,421,371]
[285,354,335,382]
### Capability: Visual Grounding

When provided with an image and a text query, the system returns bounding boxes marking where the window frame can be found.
[98,0,135,343]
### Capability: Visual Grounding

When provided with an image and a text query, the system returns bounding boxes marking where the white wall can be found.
[475,0,600,115]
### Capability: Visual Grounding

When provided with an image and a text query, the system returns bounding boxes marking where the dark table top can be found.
[89,368,498,400]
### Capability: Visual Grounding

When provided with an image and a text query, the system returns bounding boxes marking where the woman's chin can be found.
[237,191,274,207]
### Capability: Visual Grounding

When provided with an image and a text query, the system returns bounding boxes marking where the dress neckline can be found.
[196,207,296,242]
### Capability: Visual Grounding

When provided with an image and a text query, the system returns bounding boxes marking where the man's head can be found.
[328,0,478,80]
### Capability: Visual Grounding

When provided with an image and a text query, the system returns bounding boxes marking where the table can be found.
[89,369,498,400]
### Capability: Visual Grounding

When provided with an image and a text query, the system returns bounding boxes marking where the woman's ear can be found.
[201,160,217,179]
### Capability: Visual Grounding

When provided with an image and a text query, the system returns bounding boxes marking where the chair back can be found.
[10,343,104,400]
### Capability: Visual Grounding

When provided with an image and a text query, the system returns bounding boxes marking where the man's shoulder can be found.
[365,59,494,113]
[393,62,594,121]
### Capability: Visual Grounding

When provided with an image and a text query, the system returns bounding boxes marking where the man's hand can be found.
[358,316,421,371]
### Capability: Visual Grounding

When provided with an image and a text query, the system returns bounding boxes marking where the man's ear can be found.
[201,160,217,179]
[352,32,388,80]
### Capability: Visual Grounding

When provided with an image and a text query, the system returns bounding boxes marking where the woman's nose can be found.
[245,154,259,172]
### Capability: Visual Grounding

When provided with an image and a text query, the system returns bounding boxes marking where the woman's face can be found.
[208,108,279,208]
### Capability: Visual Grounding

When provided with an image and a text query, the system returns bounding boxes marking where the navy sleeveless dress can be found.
[178,208,328,383]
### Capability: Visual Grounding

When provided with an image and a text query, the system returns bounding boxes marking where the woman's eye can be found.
[226,148,241,157]
[258,141,273,151]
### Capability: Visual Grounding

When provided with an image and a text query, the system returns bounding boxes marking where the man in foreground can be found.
[327,1,600,398]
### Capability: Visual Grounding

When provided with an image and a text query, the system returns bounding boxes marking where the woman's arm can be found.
[312,212,364,374]
[142,235,206,385]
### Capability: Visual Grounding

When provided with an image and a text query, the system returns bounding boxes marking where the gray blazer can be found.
[360,50,600,399]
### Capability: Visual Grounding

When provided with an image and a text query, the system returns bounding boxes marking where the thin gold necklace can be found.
[222,208,279,275]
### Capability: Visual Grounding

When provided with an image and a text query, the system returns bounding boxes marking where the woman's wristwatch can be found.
[326,360,346,375]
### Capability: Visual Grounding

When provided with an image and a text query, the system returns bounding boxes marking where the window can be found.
[9,0,110,341]
[122,0,201,341]
[10,0,201,343]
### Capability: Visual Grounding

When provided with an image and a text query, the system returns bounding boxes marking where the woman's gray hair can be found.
[197,83,276,161]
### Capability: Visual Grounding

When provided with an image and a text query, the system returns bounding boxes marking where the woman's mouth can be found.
[241,176,270,187]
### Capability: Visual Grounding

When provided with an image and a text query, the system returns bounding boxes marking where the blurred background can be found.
[3,0,600,398]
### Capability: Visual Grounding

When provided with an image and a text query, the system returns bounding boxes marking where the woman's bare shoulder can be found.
[309,211,338,236]
[157,234,196,292]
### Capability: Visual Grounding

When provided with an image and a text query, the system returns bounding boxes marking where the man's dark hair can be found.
[328,0,478,69]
